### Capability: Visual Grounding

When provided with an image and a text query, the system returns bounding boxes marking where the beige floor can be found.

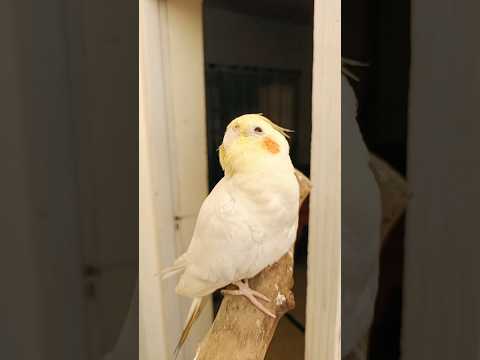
[266,262,307,359]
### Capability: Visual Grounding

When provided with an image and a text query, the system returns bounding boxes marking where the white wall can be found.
[204,7,312,70]
[203,7,313,168]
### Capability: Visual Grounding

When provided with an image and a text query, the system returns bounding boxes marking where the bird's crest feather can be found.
[257,114,293,139]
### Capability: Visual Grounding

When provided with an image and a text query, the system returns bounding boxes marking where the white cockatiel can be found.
[161,114,299,354]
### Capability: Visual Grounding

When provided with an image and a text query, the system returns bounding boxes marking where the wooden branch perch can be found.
[195,170,312,360]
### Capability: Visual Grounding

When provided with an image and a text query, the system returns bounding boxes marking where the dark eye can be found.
[254,126,263,133]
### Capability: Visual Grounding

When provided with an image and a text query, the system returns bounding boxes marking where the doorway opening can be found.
[203,1,314,358]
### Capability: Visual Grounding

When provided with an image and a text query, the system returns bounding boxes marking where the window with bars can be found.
[205,63,301,188]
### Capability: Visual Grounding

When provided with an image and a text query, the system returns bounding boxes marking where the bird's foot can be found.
[221,279,276,318]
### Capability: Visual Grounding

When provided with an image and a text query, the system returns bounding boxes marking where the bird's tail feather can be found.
[157,263,186,280]
[174,297,207,359]
[157,255,187,279]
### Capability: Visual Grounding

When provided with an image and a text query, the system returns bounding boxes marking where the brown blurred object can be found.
[369,154,410,242]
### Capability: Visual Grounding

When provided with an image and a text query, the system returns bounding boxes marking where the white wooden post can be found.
[139,0,212,359]
[306,0,341,359]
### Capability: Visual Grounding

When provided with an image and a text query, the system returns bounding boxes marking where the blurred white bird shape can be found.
[342,75,381,355]
[160,114,299,356]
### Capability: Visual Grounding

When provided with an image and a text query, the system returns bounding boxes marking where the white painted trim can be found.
[140,0,212,359]
[305,0,341,359]
[139,2,182,359]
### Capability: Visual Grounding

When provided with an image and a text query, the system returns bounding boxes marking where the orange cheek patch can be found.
[263,137,280,154]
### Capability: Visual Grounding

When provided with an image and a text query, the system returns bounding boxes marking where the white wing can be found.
[176,173,298,298]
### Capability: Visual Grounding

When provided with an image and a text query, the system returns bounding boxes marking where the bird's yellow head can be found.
[218,114,293,177]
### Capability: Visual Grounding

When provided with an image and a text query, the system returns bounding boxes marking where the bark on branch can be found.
[195,170,312,360]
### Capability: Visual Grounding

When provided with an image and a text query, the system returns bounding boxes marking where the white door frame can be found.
[139,1,212,359]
